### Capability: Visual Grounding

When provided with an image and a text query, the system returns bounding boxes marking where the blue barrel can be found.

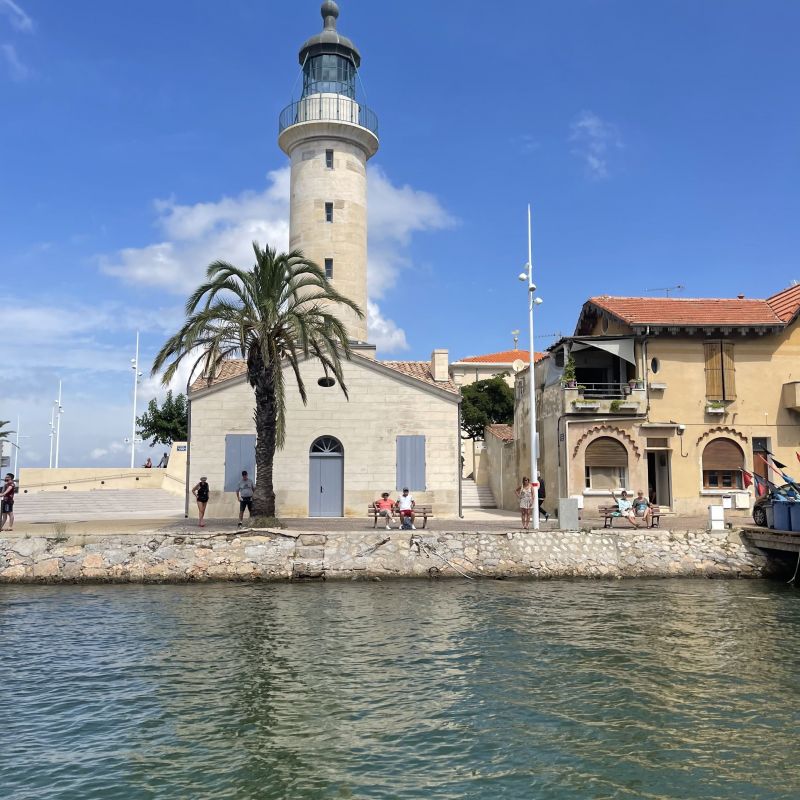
[773,501,791,532]
[790,502,800,532]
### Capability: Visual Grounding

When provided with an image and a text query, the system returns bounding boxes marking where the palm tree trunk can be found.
[250,356,278,518]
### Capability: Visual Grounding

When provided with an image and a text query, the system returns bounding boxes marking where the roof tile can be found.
[486,423,514,442]
[767,284,800,322]
[458,349,547,364]
[589,296,784,327]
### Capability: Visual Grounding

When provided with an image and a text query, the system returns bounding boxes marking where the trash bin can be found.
[765,503,775,529]
[790,502,800,532]
[773,500,791,532]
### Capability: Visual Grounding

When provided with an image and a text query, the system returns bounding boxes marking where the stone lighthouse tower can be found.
[278,1,379,344]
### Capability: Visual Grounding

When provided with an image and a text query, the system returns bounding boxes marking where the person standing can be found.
[516,477,533,531]
[157,452,169,469]
[0,473,15,532]
[192,476,210,528]
[237,470,255,528]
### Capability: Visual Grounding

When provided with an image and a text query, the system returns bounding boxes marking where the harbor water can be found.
[1,579,799,799]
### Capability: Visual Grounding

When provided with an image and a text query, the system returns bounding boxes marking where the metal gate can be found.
[309,436,344,517]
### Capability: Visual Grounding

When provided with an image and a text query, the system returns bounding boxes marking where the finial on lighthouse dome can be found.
[321,1,339,28]
[299,0,361,67]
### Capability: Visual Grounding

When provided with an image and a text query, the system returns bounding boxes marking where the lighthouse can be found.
[278,1,380,345]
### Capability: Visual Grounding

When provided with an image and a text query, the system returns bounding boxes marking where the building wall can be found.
[287,136,369,342]
[450,362,515,481]
[484,432,519,511]
[189,358,460,519]
[524,321,800,517]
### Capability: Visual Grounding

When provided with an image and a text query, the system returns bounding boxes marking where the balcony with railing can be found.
[279,94,379,138]
[563,383,646,415]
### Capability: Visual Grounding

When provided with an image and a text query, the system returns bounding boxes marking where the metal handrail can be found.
[564,382,641,400]
[279,96,379,137]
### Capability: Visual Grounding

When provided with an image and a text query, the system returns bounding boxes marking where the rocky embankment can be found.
[0,527,769,583]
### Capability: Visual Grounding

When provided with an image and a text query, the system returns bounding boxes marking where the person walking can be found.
[192,476,210,528]
[237,470,255,527]
[0,473,15,532]
[516,476,534,531]
[537,472,549,522]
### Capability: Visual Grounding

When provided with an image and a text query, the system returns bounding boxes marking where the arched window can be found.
[310,436,344,456]
[584,437,628,490]
[702,438,744,489]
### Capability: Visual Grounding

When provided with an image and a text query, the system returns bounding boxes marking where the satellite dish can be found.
[511,359,525,373]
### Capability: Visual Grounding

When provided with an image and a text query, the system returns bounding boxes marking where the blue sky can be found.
[1,0,799,467]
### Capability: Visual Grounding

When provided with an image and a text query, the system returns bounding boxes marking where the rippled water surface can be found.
[1,579,799,799]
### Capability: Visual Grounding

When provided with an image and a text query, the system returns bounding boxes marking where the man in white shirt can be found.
[396,487,416,530]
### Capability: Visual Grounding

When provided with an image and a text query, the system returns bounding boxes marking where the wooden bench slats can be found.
[598,504,661,528]
[368,504,433,529]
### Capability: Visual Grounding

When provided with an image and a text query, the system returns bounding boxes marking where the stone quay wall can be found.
[0,528,770,584]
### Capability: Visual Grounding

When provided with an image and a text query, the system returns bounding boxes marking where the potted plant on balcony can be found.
[706,400,726,414]
[562,356,577,388]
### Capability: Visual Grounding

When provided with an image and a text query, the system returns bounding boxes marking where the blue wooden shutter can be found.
[224,434,256,491]
[396,435,426,491]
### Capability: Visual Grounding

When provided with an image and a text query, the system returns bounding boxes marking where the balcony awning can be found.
[571,337,636,365]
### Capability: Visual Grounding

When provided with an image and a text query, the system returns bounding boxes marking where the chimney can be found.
[737,294,745,300]
[431,349,449,382]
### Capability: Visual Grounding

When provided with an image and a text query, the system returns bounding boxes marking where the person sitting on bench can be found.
[611,489,640,528]
[632,490,652,526]
[396,488,416,530]
[374,492,396,530]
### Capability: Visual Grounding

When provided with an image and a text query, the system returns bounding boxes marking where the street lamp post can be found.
[54,380,64,469]
[518,204,544,530]
[130,331,143,469]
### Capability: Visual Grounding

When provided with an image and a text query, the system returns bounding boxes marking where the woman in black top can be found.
[192,477,210,527]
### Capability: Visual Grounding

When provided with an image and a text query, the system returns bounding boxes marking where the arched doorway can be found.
[309,436,344,517]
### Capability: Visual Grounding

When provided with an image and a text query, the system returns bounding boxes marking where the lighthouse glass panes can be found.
[303,55,356,98]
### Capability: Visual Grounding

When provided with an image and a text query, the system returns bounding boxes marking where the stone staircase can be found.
[462,478,497,509]
[12,489,185,522]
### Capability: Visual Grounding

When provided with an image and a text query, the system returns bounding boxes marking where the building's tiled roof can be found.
[190,360,248,392]
[767,284,800,322]
[457,349,547,364]
[486,423,514,442]
[189,357,459,395]
[589,296,785,327]
[380,361,459,394]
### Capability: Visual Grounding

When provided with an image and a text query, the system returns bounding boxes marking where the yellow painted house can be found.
[519,283,800,517]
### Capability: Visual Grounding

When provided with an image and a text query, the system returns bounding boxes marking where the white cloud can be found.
[0,0,34,33]
[569,111,623,179]
[90,441,126,461]
[100,165,454,351]
[1,42,28,80]
[367,302,408,352]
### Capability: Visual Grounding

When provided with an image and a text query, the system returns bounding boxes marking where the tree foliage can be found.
[152,242,362,517]
[460,376,514,440]
[0,420,12,442]
[137,391,188,447]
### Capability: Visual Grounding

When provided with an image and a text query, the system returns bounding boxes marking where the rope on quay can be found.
[788,551,800,585]
[413,536,476,581]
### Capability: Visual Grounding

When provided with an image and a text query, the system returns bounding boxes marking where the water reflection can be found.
[1,580,799,799]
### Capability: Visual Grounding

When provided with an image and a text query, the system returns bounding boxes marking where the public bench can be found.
[367,503,433,529]
[599,504,661,529]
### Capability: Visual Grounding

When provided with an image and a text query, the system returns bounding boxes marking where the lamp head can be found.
[518,272,528,282]
[534,297,544,305]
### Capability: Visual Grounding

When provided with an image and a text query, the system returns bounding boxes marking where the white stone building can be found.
[186,3,461,519]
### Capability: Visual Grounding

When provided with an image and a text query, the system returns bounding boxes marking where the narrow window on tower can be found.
[325,149,334,169]
[325,258,334,279]
[325,202,334,223]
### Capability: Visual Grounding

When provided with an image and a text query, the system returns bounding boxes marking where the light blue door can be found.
[309,437,344,517]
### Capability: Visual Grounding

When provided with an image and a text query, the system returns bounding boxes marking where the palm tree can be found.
[152,243,363,518]
[0,420,12,442]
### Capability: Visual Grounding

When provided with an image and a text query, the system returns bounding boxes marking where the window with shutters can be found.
[584,437,628,490]
[703,341,736,401]
[702,438,744,489]
[224,434,256,491]
[396,435,426,491]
